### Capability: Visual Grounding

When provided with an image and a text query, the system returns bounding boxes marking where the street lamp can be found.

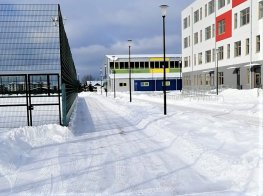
[100,68,102,95]
[160,4,168,115]
[104,64,107,97]
[216,48,219,95]
[112,56,116,98]
[128,39,132,102]
[179,60,182,92]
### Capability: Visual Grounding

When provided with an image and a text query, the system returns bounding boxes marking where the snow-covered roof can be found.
[106,54,181,61]
[86,81,103,86]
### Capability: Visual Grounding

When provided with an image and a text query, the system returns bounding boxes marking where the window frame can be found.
[234,13,237,29]
[246,38,249,55]
[218,0,225,9]
[218,72,224,85]
[259,1,263,19]
[205,26,211,40]
[198,52,202,65]
[209,0,215,15]
[218,46,224,60]
[218,19,225,35]
[194,10,199,23]
[194,32,198,44]
[205,50,211,63]
[240,7,250,27]
[234,41,241,57]
[119,82,127,87]
[256,35,260,52]
[227,44,230,59]
[140,82,149,87]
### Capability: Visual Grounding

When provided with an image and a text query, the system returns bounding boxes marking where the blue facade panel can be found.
[134,80,155,91]
[134,79,182,91]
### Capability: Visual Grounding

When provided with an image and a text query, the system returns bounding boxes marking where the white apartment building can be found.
[182,0,262,89]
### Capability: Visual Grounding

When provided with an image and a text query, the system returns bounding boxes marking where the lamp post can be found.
[112,56,116,98]
[100,68,102,95]
[113,69,116,98]
[152,68,154,91]
[179,60,182,92]
[216,48,219,95]
[160,5,168,115]
[128,39,132,102]
[104,64,107,97]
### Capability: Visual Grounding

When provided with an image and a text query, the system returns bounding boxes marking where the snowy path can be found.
[0,91,261,195]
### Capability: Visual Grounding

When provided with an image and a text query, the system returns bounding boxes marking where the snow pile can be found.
[0,125,73,180]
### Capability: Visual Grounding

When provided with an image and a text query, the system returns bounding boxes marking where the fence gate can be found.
[0,74,61,128]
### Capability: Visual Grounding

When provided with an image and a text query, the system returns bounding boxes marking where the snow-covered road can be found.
[0,89,262,196]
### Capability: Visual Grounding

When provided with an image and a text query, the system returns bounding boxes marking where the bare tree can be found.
[81,74,95,84]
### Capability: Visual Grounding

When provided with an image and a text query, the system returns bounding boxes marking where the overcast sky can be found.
[5,0,195,80]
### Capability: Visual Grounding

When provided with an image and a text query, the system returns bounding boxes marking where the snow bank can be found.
[0,125,73,180]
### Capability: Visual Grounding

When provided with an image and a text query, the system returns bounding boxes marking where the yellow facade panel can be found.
[149,57,169,61]
[150,68,170,73]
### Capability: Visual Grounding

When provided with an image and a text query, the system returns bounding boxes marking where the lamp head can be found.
[160,5,169,17]
[127,39,132,47]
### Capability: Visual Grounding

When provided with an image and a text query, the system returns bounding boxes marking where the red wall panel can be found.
[216,10,232,42]
[232,0,247,8]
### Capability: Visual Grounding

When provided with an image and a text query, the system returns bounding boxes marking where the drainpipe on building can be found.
[214,0,217,90]
[191,7,194,88]
[249,0,253,89]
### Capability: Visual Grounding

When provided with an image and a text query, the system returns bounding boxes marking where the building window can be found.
[209,0,215,15]
[188,15,190,27]
[259,1,263,19]
[194,10,199,23]
[145,62,149,69]
[212,49,215,62]
[194,32,198,44]
[184,37,188,48]
[234,41,241,57]
[206,74,210,85]
[246,69,250,85]
[200,74,203,85]
[205,26,211,40]
[240,7,250,26]
[256,35,260,52]
[227,0,230,4]
[200,30,202,42]
[188,36,191,47]
[119,82,127,87]
[162,81,170,86]
[189,56,191,67]
[212,24,215,37]
[198,52,202,64]
[218,19,225,35]
[234,13,237,29]
[194,54,196,65]
[227,44,230,58]
[246,38,249,55]
[205,4,207,17]
[200,8,202,20]
[184,57,188,67]
[218,0,225,9]
[140,82,149,87]
[205,50,211,63]
[183,17,188,29]
[218,46,224,60]
[218,72,224,85]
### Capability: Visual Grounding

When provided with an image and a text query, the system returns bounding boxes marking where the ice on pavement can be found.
[0,89,262,195]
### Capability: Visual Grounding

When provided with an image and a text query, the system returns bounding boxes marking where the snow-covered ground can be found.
[0,89,262,196]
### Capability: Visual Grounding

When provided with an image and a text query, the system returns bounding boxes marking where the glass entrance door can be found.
[254,73,261,88]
